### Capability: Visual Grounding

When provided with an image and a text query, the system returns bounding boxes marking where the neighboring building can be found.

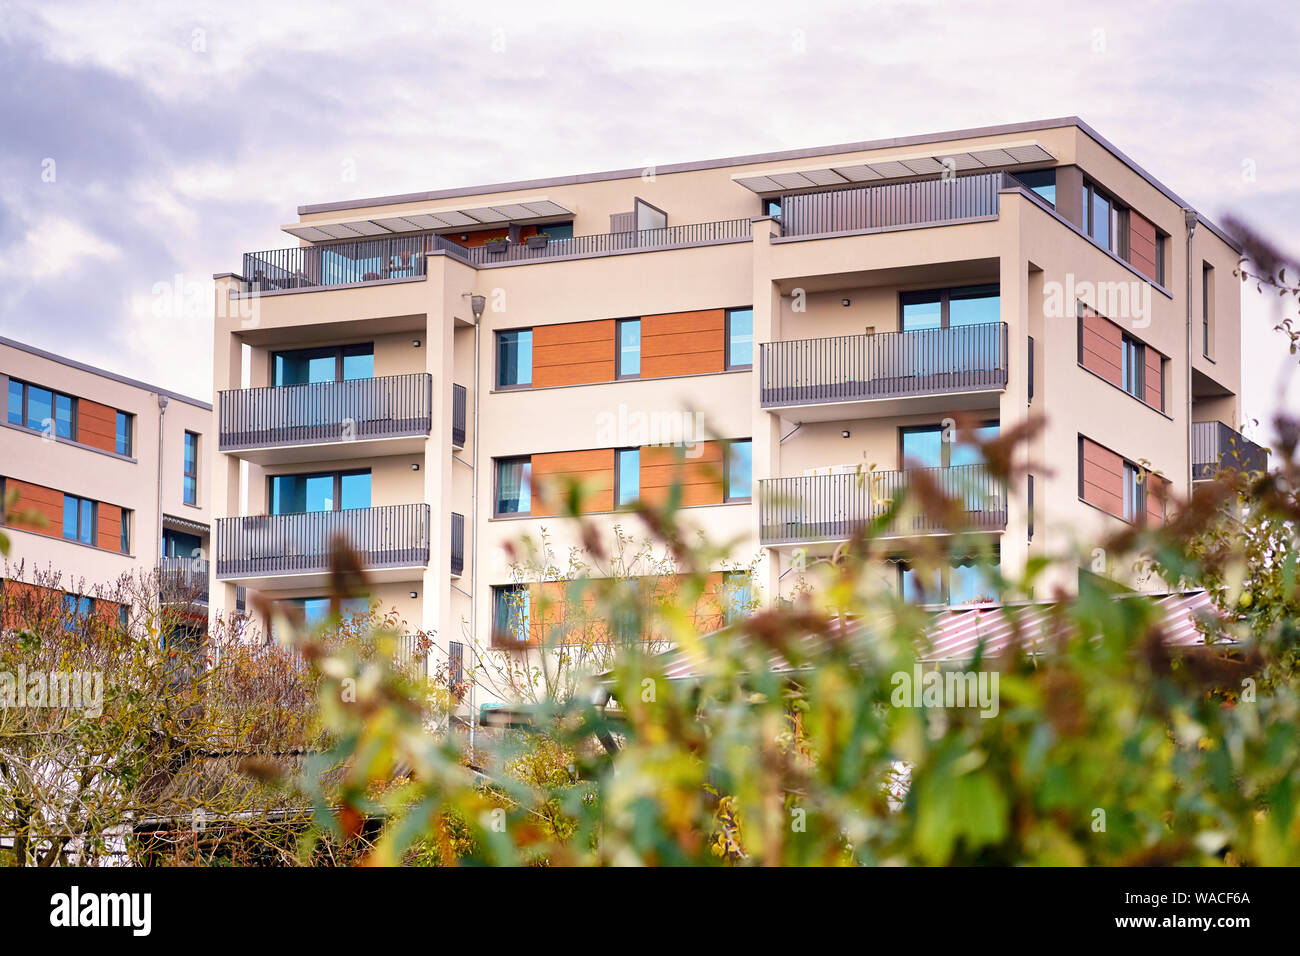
[210,117,1264,698]
[0,336,215,627]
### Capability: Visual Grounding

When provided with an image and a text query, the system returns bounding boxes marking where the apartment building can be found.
[210,116,1264,690]
[0,336,215,625]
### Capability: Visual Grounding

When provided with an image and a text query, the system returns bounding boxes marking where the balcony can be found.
[218,373,432,464]
[759,464,1007,546]
[450,512,464,577]
[1192,422,1268,480]
[452,383,466,448]
[777,171,1009,239]
[239,220,752,292]
[760,322,1007,420]
[215,504,431,588]
[159,556,209,606]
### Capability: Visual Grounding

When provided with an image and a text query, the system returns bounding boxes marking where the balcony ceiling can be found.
[733,142,1055,193]
[282,198,575,242]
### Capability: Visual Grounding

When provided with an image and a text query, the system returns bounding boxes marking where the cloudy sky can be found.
[1,0,1295,440]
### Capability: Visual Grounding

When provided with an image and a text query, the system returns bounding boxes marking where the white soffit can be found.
[732,141,1056,193]
[282,198,574,241]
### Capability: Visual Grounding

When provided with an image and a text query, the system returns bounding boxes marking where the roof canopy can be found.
[282,198,574,242]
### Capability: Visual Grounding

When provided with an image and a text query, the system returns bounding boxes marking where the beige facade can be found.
[210,117,1256,705]
[1,336,213,615]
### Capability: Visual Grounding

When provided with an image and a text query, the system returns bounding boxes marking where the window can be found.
[1081,179,1124,253]
[272,343,374,386]
[1202,263,1214,358]
[761,197,782,218]
[63,494,95,545]
[1014,169,1056,206]
[900,284,1000,331]
[1120,334,1143,399]
[617,319,641,378]
[495,457,532,515]
[269,470,371,514]
[115,411,133,456]
[448,641,465,697]
[163,528,203,558]
[614,448,640,506]
[1155,234,1167,286]
[120,510,130,554]
[63,593,93,627]
[183,431,199,506]
[721,570,752,623]
[900,422,999,469]
[289,596,369,627]
[899,554,999,606]
[726,308,754,369]
[496,330,533,388]
[725,439,752,501]
[7,380,75,439]
[1122,462,1145,523]
[492,585,530,642]
[539,221,574,240]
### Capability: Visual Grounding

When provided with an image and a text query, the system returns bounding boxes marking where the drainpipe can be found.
[156,394,168,562]
[467,293,486,752]
[1183,209,1198,493]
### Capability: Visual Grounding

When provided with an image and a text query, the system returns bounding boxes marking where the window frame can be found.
[120,510,130,554]
[1081,178,1128,255]
[616,318,641,380]
[270,342,374,387]
[492,584,530,643]
[721,569,753,623]
[724,439,753,503]
[267,468,372,515]
[115,410,133,456]
[1202,263,1214,358]
[615,447,640,507]
[494,328,534,390]
[62,494,96,545]
[7,378,78,440]
[493,456,533,517]
[899,283,1001,331]
[183,430,199,506]
[898,420,999,470]
[725,307,754,370]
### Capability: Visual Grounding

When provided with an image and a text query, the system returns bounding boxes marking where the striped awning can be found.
[733,142,1055,194]
[282,198,574,242]
[641,590,1227,682]
[162,513,209,537]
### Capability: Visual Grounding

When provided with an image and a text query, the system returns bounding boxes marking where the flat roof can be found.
[0,335,212,411]
[294,116,1239,252]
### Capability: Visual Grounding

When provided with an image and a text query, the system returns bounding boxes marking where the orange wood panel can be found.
[1080,308,1122,387]
[1128,210,1159,281]
[639,441,724,507]
[78,398,117,453]
[1143,347,1164,410]
[4,478,64,539]
[532,319,615,388]
[1080,438,1125,518]
[1144,473,1168,527]
[640,309,725,378]
[530,448,615,516]
[97,503,123,553]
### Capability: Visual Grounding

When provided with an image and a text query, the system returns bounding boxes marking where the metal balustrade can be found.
[450,512,464,577]
[777,170,1009,237]
[215,504,431,579]
[758,464,1007,544]
[218,373,432,452]
[1191,421,1268,479]
[452,383,466,448]
[239,219,750,290]
[159,555,209,605]
[760,322,1008,408]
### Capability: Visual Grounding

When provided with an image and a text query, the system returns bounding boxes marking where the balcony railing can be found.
[218,373,432,452]
[159,556,209,605]
[215,504,431,579]
[450,512,464,577]
[760,322,1008,408]
[778,170,1009,238]
[452,383,466,448]
[240,220,751,291]
[241,234,472,291]
[759,464,1007,544]
[1192,422,1268,480]
[455,219,752,265]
